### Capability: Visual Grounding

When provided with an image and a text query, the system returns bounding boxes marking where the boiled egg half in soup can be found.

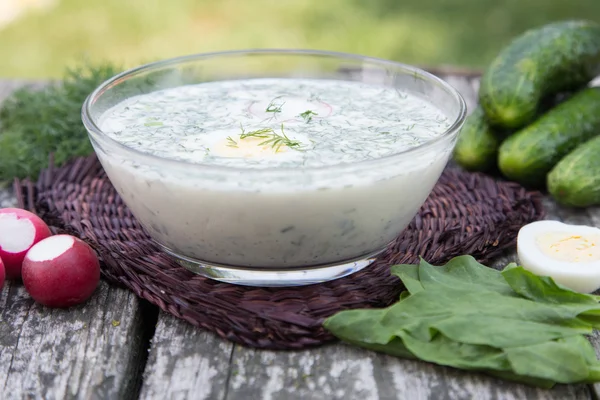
[517,220,600,293]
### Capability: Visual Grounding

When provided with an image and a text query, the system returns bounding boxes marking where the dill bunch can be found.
[0,62,122,184]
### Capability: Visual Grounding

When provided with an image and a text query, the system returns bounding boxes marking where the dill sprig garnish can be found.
[238,124,304,152]
[265,97,285,114]
[226,136,238,148]
[298,110,318,123]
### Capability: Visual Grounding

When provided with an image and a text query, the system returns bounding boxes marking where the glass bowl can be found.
[82,49,466,287]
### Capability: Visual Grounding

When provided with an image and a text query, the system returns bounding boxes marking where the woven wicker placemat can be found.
[15,155,544,349]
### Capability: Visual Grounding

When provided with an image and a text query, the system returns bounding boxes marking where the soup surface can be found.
[100,78,450,169]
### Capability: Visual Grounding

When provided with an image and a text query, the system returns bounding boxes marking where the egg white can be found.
[517,220,600,293]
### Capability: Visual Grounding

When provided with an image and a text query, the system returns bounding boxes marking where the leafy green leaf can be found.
[398,330,509,371]
[414,256,516,296]
[323,308,393,345]
[432,314,590,348]
[386,285,596,331]
[323,255,600,388]
[399,291,411,301]
[577,308,600,328]
[390,264,424,295]
[502,264,600,305]
[401,330,566,388]
[504,336,594,383]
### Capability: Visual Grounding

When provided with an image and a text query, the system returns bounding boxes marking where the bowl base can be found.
[158,246,384,287]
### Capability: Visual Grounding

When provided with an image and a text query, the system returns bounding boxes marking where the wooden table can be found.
[1,75,599,400]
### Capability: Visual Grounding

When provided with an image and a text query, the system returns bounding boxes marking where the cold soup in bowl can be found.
[82,49,466,286]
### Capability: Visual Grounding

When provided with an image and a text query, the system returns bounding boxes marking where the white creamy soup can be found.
[96,78,454,267]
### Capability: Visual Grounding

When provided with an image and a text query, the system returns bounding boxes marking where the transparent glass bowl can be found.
[82,49,466,287]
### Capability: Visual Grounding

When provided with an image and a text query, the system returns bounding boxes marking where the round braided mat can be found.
[15,155,544,349]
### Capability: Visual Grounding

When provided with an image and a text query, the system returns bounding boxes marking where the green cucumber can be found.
[479,20,600,129]
[453,93,572,173]
[548,135,600,207]
[453,107,504,172]
[498,87,600,187]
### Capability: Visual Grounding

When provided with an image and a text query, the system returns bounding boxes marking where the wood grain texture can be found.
[224,342,589,400]
[0,81,155,400]
[0,280,152,399]
[139,313,233,400]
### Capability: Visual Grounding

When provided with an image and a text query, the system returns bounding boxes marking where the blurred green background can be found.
[1,0,599,78]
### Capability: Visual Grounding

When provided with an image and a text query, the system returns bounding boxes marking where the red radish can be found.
[22,234,100,308]
[0,257,5,290]
[0,208,52,279]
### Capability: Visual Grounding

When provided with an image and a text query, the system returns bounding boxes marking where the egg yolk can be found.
[536,232,600,263]
[211,135,289,159]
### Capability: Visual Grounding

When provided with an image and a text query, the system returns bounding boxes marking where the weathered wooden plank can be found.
[225,341,589,400]
[0,81,155,400]
[139,313,233,400]
[225,344,393,400]
[0,278,154,399]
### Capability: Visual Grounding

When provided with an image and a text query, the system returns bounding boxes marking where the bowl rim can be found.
[82,48,467,175]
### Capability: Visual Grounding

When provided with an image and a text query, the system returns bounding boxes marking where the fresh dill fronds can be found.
[226,136,238,148]
[405,124,415,131]
[298,110,318,123]
[265,97,285,114]
[0,61,122,183]
[239,127,273,140]
[238,124,304,152]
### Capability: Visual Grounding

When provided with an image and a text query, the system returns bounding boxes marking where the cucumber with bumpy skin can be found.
[453,93,572,173]
[548,135,600,207]
[453,107,504,172]
[479,20,600,129]
[498,87,600,188]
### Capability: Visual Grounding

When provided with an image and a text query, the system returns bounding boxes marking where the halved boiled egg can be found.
[517,220,600,293]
